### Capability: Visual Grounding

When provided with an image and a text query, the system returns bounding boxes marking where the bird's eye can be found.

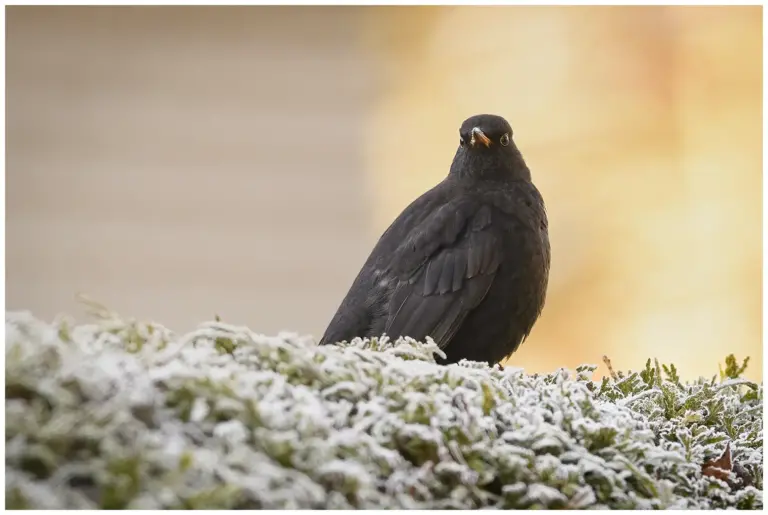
[500,133,510,146]
[459,137,466,147]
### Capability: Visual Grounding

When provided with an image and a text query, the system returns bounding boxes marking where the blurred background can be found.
[6,6,762,380]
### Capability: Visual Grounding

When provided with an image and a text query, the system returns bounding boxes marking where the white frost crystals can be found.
[4,309,763,509]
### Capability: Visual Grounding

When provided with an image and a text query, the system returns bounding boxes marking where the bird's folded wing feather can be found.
[384,203,501,348]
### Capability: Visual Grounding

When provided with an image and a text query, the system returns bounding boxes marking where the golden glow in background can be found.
[6,6,762,381]
[364,6,762,380]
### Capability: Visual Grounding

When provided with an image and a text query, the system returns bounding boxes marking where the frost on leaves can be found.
[4,311,763,510]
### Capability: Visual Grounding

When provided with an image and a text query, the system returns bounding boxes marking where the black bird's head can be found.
[450,114,531,182]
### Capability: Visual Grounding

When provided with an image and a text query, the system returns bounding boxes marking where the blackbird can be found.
[319,114,550,365]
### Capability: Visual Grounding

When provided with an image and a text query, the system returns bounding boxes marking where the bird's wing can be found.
[318,183,452,346]
[384,203,501,348]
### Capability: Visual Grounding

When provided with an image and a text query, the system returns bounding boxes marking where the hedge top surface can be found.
[4,309,763,509]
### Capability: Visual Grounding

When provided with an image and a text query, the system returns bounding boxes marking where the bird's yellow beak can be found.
[470,127,491,148]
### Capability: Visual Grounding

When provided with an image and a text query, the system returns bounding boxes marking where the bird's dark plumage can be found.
[319,114,550,365]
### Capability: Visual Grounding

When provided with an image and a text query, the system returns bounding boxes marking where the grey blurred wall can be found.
[6,6,378,336]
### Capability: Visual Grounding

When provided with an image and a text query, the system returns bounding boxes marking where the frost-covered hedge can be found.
[5,307,763,509]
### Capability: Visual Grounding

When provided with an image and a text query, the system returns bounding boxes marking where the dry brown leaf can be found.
[701,442,732,481]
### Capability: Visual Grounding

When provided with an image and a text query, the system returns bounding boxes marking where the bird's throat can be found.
[450,150,531,183]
